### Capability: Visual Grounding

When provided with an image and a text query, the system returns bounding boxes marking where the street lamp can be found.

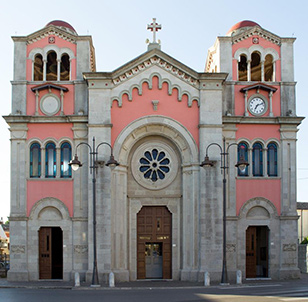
[200,137,249,285]
[69,137,119,287]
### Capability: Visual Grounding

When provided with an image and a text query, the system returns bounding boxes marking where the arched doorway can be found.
[39,227,63,279]
[137,206,172,279]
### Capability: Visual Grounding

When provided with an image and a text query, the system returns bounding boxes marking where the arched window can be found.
[61,142,72,178]
[46,51,57,81]
[30,143,41,178]
[267,142,278,177]
[34,54,43,81]
[252,143,263,176]
[251,52,261,81]
[45,143,56,177]
[264,54,274,82]
[238,55,248,81]
[60,54,70,81]
[238,142,249,176]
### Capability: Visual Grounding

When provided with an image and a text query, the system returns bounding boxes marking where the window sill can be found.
[236,176,281,180]
[27,177,73,181]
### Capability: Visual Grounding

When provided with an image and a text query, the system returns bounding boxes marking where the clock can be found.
[248,96,267,116]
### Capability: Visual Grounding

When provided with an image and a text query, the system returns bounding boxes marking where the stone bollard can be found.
[109,271,115,287]
[74,272,80,287]
[204,271,210,286]
[236,270,242,284]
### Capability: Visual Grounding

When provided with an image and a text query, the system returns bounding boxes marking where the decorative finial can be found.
[147,18,162,44]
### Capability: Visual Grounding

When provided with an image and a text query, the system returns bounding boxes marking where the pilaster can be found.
[198,74,226,281]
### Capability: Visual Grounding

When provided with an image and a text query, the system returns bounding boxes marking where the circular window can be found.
[131,142,179,190]
[40,94,60,116]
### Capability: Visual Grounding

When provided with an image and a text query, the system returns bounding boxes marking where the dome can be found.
[226,20,260,36]
[45,20,77,35]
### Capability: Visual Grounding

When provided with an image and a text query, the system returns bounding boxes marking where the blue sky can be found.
[0,0,307,220]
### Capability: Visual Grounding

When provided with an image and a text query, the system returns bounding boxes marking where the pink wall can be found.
[27,123,73,140]
[27,180,73,216]
[27,36,77,56]
[236,123,281,215]
[26,36,77,81]
[26,85,75,116]
[27,123,74,216]
[232,36,281,82]
[236,179,281,215]
[111,77,199,146]
[234,85,281,117]
[236,124,280,141]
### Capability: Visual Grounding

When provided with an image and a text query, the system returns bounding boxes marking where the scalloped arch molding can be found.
[111,72,200,108]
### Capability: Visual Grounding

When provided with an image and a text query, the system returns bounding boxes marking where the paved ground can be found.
[0,273,307,290]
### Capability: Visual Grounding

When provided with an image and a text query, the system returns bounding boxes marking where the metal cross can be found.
[147,18,162,43]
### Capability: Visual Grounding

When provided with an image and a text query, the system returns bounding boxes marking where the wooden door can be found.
[39,227,52,279]
[137,206,172,279]
[246,226,257,278]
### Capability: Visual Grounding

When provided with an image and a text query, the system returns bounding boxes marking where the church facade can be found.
[5,19,303,283]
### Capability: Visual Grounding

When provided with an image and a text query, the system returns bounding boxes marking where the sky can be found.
[0,0,307,221]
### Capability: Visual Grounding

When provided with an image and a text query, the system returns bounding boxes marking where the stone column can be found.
[72,121,89,280]
[86,77,114,283]
[198,74,227,282]
[5,122,29,281]
[247,60,251,81]
[57,59,61,81]
[278,121,302,278]
[181,164,200,281]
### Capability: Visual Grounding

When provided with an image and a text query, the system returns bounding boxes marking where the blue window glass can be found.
[252,143,263,176]
[60,142,72,178]
[238,142,248,176]
[139,149,171,182]
[30,143,41,178]
[45,143,56,178]
[267,143,278,177]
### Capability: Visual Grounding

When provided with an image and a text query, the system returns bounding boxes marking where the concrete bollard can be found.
[236,270,242,284]
[109,271,115,287]
[204,271,210,286]
[74,272,80,287]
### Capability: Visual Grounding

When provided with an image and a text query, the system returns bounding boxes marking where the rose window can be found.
[139,149,170,182]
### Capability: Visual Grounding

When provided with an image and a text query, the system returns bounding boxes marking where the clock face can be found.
[248,97,267,116]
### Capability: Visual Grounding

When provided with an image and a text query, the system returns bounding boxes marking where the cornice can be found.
[12,26,96,72]
[231,26,281,46]
[12,25,77,44]
[3,115,89,124]
[223,116,304,126]
[84,49,203,88]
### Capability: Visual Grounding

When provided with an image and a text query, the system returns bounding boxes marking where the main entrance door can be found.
[39,227,63,279]
[246,226,269,278]
[137,206,172,279]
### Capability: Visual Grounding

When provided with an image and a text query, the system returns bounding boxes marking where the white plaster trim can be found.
[234,45,279,63]
[113,115,198,166]
[111,72,199,108]
[28,45,75,61]
[29,197,71,220]
[239,197,279,219]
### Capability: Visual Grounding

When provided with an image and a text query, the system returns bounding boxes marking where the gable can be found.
[231,26,281,46]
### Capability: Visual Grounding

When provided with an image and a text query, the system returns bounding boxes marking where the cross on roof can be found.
[147,18,162,43]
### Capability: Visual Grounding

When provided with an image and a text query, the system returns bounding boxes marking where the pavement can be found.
[0,273,307,290]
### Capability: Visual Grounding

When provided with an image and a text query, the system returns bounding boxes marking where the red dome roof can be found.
[227,20,260,35]
[45,20,77,34]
